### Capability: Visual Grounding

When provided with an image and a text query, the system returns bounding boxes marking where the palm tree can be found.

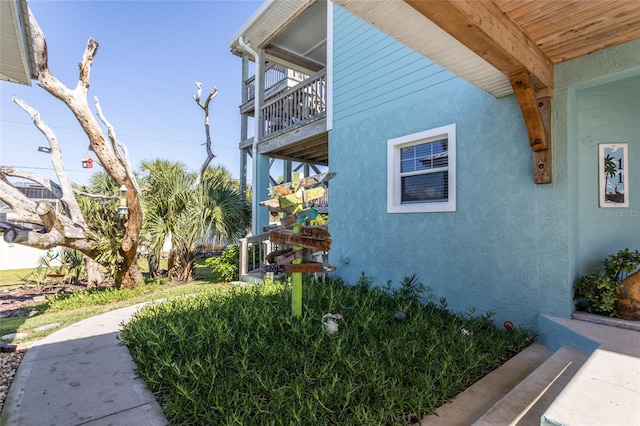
[140,162,249,281]
[140,160,193,278]
[603,153,617,201]
[74,172,126,286]
[170,167,250,282]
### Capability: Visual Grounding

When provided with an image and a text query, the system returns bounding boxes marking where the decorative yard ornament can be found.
[264,171,336,317]
[504,320,514,333]
[118,185,128,217]
[323,313,343,336]
[394,311,406,322]
[81,157,93,168]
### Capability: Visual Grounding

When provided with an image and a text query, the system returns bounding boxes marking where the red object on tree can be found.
[81,157,93,168]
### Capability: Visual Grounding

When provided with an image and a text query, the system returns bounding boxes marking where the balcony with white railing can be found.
[261,69,326,140]
[240,63,309,114]
[240,67,328,165]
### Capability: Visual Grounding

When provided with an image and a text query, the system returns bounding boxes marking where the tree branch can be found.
[0,174,87,244]
[12,95,85,223]
[0,172,41,224]
[0,166,63,199]
[77,39,98,93]
[29,8,128,184]
[94,97,140,193]
[74,189,118,201]
[192,81,218,186]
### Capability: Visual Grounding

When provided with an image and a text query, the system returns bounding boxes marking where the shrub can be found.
[575,249,640,316]
[205,244,240,281]
[121,275,534,424]
[205,244,257,282]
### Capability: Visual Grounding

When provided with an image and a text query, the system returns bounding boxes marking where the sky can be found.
[0,0,263,186]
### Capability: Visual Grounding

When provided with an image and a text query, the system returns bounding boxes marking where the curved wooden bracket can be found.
[510,71,548,151]
[509,71,552,184]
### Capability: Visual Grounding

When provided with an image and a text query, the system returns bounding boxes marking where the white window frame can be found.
[387,124,456,213]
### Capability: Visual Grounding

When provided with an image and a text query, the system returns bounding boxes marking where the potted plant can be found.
[574,249,640,319]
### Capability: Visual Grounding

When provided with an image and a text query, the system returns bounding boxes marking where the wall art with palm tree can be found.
[599,143,629,208]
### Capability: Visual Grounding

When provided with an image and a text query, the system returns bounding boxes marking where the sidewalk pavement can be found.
[0,304,168,426]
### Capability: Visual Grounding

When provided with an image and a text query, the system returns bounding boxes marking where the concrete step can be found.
[539,315,640,426]
[473,345,588,426]
[240,271,264,284]
[421,342,552,426]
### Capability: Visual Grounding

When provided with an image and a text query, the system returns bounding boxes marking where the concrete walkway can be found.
[0,304,167,426]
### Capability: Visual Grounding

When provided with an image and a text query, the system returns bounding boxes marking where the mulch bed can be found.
[0,283,87,319]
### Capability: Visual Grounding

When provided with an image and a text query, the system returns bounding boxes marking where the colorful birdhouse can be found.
[82,157,93,168]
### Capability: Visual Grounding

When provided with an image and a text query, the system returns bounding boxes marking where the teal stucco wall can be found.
[555,39,640,285]
[329,6,573,329]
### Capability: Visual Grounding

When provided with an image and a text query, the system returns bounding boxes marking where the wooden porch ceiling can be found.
[405,0,640,93]
[404,0,640,184]
[260,132,328,166]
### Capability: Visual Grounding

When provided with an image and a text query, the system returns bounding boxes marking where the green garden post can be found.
[291,173,303,317]
[291,221,303,317]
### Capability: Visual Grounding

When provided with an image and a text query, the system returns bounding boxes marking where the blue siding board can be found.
[337,53,440,94]
[334,70,457,125]
[333,6,452,127]
[333,45,414,96]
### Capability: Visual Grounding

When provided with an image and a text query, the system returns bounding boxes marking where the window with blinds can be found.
[400,138,448,203]
[387,124,456,213]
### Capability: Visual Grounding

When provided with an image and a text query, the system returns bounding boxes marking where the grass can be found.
[120,274,534,425]
[0,268,36,288]
[0,261,218,345]
[0,257,175,289]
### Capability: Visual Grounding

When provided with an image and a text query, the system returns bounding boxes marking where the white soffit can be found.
[336,0,513,97]
[229,0,313,52]
[0,0,34,85]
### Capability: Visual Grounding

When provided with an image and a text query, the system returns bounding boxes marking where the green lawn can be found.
[0,268,36,288]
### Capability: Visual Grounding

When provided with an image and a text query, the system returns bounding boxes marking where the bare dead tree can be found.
[192,81,218,186]
[0,8,143,288]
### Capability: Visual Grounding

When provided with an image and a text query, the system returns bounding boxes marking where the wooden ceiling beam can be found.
[404,0,553,91]
[265,45,324,73]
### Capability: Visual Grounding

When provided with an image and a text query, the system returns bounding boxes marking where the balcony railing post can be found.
[239,238,248,280]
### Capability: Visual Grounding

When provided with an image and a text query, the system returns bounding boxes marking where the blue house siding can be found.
[332,7,454,127]
[329,5,573,329]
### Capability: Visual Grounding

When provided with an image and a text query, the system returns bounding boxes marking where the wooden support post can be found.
[534,97,552,184]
